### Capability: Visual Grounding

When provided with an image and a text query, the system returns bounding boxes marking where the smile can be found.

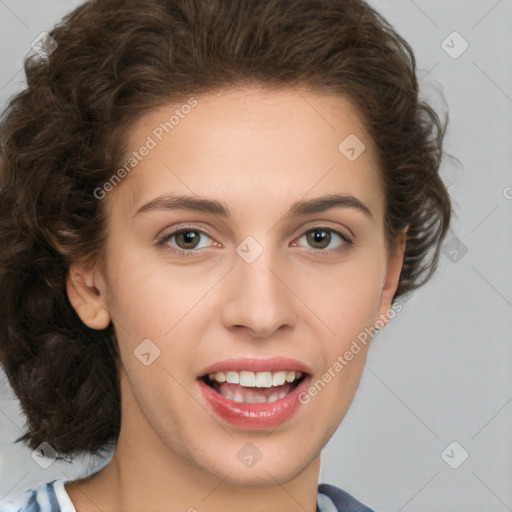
[204,370,305,403]
[198,358,311,428]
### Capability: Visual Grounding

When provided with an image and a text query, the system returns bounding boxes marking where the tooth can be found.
[209,369,304,386]
[278,390,287,400]
[285,371,296,383]
[222,388,235,400]
[214,372,226,383]
[255,371,273,388]
[245,392,267,403]
[239,371,256,387]
[233,391,244,402]
[272,371,287,386]
[226,371,239,384]
[267,392,281,403]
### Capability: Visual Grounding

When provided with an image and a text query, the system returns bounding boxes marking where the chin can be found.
[193,439,320,488]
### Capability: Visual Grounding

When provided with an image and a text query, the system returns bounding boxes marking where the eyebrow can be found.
[134,193,373,220]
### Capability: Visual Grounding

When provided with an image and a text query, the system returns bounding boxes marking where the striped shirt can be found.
[0,479,374,512]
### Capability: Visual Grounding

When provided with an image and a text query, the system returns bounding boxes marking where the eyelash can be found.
[156,226,353,257]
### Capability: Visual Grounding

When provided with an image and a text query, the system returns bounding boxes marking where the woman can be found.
[0,0,451,510]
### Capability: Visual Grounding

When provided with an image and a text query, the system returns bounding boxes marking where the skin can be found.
[65,86,406,512]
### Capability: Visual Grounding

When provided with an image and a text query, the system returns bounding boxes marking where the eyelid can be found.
[291,219,354,243]
[298,219,355,241]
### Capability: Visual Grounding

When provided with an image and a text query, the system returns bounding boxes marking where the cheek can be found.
[104,247,204,335]
[102,248,215,382]
[296,255,385,340]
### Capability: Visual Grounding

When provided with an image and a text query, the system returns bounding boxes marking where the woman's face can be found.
[71,87,404,486]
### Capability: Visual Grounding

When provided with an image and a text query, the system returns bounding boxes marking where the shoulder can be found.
[0,479,75,512]
[318,483,375,512]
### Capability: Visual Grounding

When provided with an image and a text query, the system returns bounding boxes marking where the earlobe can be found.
[374,230,407,328]
[66,262,111,330]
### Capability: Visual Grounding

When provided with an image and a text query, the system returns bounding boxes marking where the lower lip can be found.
[198,377,310,429]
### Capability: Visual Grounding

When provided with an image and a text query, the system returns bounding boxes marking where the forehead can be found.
[109,87,384,221]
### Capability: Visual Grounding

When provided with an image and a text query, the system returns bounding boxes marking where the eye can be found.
[156,226,352,255]
[157,228,215,252]
[293,228,352,250]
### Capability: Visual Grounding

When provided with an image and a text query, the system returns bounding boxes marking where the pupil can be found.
[308,229,330,248]
[179,231,199,248]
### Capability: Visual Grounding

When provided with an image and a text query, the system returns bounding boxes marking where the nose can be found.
[221,250,298,339]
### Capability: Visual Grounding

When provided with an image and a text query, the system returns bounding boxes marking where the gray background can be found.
[1,1,511,511]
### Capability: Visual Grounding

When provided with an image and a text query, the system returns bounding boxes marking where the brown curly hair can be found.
[0,0,451,458]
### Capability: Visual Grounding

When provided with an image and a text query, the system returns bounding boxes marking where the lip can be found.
[198,357,312,429]
[198,356,313,376]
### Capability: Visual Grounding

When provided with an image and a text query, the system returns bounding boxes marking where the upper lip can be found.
[198,356,313,377]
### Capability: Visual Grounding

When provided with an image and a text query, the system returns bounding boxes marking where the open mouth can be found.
[201,370,307,404]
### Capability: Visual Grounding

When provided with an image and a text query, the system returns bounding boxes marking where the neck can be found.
[98,454,321,512]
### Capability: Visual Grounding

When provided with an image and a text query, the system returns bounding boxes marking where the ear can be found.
[374,229,407,328]
[66,261,111,330]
